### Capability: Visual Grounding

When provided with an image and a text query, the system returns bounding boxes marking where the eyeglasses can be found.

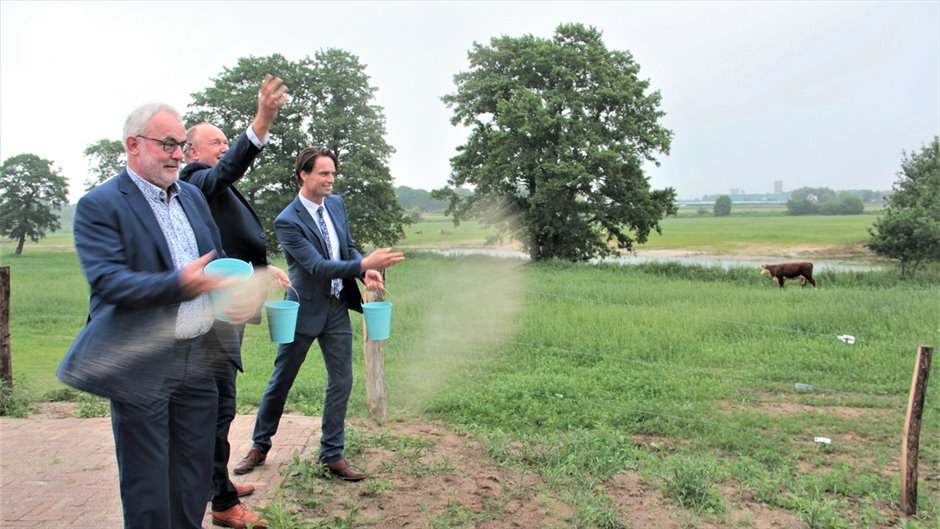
[136,135,187,154]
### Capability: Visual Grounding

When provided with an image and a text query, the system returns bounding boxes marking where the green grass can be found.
[2,220,938,527]
[401,213,499,246]
[644,214,880,253]
[405,209,885,258]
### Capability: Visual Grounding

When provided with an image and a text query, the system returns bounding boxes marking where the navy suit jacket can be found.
[275,194,365,336]
[57,170,238,404]
[180,130,267,336]
[179,131,267,267]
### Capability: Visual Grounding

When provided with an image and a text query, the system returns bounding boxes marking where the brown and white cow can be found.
[760,262,816,289]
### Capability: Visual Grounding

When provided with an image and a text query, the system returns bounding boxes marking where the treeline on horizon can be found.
[56,184,889,227]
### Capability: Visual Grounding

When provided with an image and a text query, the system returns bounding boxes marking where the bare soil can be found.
[290,417,812,528]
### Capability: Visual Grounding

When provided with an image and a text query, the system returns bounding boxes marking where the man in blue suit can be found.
[233,146,404,480]
[181,74,290,529]
[57,103,252,528]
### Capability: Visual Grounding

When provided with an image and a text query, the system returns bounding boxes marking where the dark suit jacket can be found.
[180,130,268,339]
[275,194,365,336]
[57,170,238,404]
[179,131,267,267]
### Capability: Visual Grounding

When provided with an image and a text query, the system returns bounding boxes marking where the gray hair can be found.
[123,103,181,155]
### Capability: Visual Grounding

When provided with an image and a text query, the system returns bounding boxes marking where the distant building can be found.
[773,180,783,194]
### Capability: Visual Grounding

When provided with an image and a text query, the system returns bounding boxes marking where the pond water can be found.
[413,248,885,272]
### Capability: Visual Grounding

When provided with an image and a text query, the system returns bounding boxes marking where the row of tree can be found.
[785,187,865,215]
[2,24,938,273]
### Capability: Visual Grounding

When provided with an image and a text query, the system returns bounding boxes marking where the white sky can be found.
[1,0,938,203]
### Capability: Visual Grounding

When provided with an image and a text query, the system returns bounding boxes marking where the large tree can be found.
[867,136,940,275]
[436,23,676,262]
[82,139,125,191]
[186,51,409,252]
[0,154,69,255]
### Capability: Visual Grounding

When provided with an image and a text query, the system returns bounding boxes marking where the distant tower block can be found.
[774,180,783,193]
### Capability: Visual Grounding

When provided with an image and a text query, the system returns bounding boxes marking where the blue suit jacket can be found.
[274,194,365,336]
[57,170,238,404]
[179,131,267,267]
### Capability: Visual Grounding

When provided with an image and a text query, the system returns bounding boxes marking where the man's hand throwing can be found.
[360,248,405,273]
[251,74,289,139]
[180,251,237,297]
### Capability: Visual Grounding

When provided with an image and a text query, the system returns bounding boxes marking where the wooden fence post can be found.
[900,345,933,515]
[1,266,11,387]
[362,278,387,419]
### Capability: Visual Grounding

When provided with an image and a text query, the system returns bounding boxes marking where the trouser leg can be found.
[317,303,353,463]
[251,333,316,451]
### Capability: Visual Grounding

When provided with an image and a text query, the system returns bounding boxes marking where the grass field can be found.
[404,208,887,258]
[2,212,938,528]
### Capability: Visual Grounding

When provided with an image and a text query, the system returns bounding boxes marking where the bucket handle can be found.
[285,286,299,301]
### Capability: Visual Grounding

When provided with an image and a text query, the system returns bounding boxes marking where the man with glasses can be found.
[58,103,253,528]
[180,74,289,529]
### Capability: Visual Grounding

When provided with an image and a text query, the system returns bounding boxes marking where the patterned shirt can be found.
[127,168,214,339]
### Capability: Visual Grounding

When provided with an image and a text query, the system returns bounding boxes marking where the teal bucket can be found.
[362,302,392,341]
[204,258,253,322]
[265,300,299,343]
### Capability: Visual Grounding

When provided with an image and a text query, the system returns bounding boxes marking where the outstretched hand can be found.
[360,248,405,272]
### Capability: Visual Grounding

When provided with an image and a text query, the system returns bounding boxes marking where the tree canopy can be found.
[713,195,732,217]
[867,136,940,275]
[185,51,409,251]
[83,139,125,191]
[0,153,69,255]
[785,186,864,215]
[436,23,676,262]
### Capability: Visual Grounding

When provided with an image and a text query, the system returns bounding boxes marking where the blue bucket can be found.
[204,258,253,322]
[265,300,299,343]
[362,302,392,341]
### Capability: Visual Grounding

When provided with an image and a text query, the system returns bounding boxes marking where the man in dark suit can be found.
[180,74,290,529]
[233,146,404,480]
[57,103,252,529]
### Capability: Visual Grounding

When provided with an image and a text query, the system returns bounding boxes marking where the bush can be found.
[0,378,31,417]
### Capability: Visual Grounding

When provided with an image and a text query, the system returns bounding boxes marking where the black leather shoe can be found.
[325,459,365,481]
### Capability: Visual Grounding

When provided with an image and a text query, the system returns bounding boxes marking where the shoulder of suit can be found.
[177,179,210,205]
[81,170,127,199]
[179,162,212,181]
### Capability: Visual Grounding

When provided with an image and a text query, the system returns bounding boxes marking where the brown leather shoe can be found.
[233,448,266,475]
[207,481,254,502]
[234,482,255,497]
[212,502,268,528]
[324,459,365,481]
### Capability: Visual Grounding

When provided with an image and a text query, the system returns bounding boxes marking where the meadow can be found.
[2,211,938,528]
[402,206,887,258]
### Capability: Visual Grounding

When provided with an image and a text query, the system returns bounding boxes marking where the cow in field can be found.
[761,262,816,289]
[439,229,452,235]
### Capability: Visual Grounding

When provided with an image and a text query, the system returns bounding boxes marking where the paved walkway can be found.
[0,414,320,528]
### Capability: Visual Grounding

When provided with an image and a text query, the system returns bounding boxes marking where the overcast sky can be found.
[1,1,938,203]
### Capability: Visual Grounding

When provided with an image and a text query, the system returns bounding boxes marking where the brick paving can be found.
[0,414,320,528]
